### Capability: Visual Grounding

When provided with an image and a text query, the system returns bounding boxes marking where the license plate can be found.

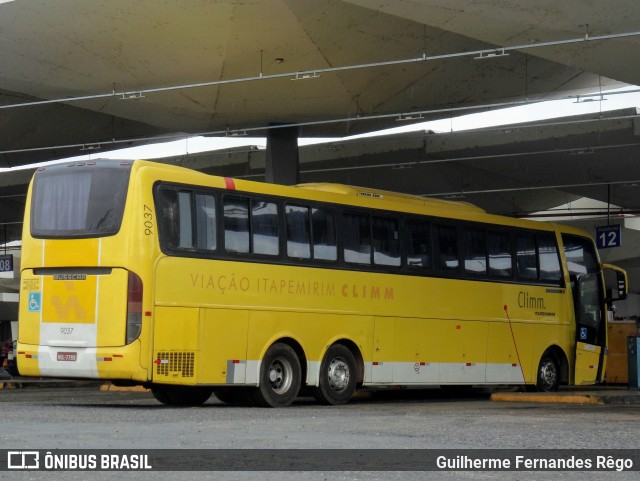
[57,352,77,362]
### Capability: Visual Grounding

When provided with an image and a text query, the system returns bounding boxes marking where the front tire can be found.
[313,344,357,405]
[536,353,560,392]
[249,343,301,407]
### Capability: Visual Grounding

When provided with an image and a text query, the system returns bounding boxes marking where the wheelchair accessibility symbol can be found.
[28,292,41,313]
[580,327,588,340]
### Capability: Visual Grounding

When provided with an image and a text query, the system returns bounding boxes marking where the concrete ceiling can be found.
[137,108,640,216]
[1,1,640,238]
[1,0,637,168]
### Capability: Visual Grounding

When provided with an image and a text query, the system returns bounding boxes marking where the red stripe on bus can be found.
[224,178,236,190]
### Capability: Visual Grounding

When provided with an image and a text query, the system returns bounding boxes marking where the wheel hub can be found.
[268,357,292,394]
[540,362,557,388]
[327,358,350,392]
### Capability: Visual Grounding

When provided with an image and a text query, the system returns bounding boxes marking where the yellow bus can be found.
[17,159,627,407]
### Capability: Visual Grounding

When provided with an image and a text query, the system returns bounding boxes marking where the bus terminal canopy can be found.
[1,0,639,167]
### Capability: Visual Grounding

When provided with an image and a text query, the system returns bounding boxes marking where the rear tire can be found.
[249,343,301,407]
[151,385,212,406]
[536,353,560,392]
[312,344,357,405]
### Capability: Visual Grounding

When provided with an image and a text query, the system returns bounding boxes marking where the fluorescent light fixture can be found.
[474,48,509,60]
[291,72,320,81]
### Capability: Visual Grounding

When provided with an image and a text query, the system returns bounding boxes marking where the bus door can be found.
[563,234,628,385]
[573,272,606,385]
[562,234,612,385]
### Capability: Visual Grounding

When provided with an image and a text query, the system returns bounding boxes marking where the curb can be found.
[491,390,640,405]
[491,392,601,404]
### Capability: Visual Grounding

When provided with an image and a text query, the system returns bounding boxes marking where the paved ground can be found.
[1,384,639,480]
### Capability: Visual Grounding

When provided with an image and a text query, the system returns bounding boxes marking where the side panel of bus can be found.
[150,253,575,388]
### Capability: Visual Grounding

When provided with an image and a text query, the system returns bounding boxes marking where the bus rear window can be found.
[31,164,131,238]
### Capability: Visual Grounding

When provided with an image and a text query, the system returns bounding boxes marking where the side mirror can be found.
[602,263,628,303]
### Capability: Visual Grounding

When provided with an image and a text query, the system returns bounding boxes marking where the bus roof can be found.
[126,160,485,216]
[129,159,585,236]
[295,183,486,215]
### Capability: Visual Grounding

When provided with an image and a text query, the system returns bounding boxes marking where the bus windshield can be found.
[31,162,131,238]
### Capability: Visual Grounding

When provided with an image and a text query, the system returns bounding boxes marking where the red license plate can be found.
[57,352,77,362]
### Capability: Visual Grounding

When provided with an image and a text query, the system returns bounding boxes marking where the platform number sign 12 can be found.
[596,225,621,249]
[0,254,13,273]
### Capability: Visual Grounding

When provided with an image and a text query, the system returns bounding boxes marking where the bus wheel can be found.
[313,344,357,405]
[151,385,212,406]
[250,343,301,408]
[536,353,560,392]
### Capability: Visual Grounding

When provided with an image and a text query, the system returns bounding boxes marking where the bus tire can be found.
[250,343,301,408]
[313,344,357,405]
[536,352,560,392]
[151,385,212,406]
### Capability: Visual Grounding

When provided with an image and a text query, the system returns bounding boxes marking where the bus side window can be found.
[463,227,487,275]
[406,220,431,269]
[516,234,537,280]
[343,213,371,264]
[158,188,194,251]
[311,207,337,261]
[434,224,459,270]
[176,191,194,249]
[195,193,216,251]
[159,189,180,250]
[372,216,400,267]
[286,204,311,259]
[562,234,598,276]
[537,233,561,283]
[488,231,512,278]
[252,200,279,256]
[224,196,250,253]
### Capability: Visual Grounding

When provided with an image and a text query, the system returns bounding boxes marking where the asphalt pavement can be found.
[2,376,640,405]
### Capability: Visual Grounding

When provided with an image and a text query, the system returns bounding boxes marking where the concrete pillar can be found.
[265,126,300,185]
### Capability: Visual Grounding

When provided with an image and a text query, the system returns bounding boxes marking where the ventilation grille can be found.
[156,352,195,378]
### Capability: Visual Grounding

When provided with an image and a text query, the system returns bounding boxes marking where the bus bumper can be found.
[16,342,147,381]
